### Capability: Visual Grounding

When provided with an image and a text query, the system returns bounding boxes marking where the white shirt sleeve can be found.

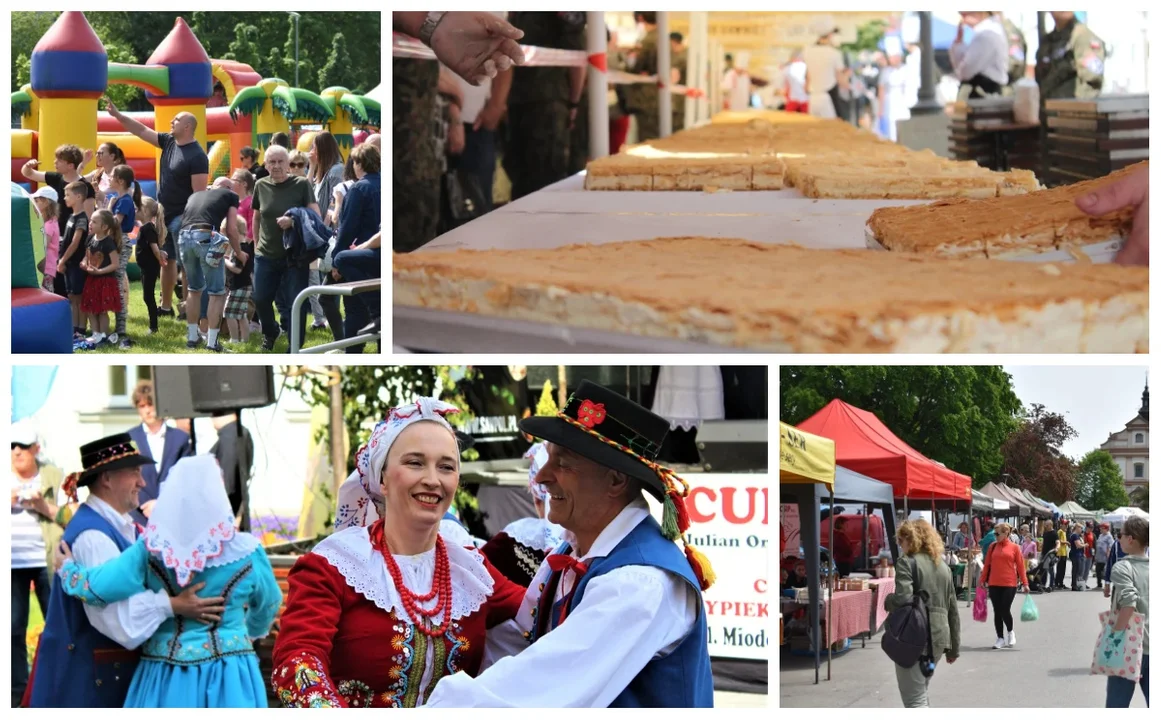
[425,565,698,708]
[70,530,174,650]
[950,32,1006,82]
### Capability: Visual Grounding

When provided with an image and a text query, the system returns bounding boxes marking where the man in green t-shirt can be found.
[250,145,319,351]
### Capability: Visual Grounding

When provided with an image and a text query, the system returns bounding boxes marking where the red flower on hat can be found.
[577,400,606,428]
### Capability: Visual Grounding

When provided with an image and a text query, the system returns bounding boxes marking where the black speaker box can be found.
[152,367,276,417]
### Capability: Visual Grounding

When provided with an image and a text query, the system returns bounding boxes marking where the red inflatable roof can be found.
[797,399,972,502]
[34,11,105,55]
[146,17,209,65]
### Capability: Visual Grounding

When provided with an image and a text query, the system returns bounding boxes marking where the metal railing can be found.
[289,279,381,354]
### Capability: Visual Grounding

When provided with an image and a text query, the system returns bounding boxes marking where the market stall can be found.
[779,422,835,684]
[1057,500,1099,523]
[796,399,973,510]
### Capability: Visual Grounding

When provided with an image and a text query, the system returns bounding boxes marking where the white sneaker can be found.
[1007,630,1016,647]
[993,637,1007,650]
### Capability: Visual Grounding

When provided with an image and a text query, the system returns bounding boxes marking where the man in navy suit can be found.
[126,380,192,524]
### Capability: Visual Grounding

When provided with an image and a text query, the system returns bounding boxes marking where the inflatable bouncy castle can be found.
[12,185,72,353]
[10,12,380,352]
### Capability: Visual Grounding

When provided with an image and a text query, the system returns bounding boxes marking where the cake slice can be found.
[394,237,1147,353]
[867,164,1143,258]
[584,155,653,190]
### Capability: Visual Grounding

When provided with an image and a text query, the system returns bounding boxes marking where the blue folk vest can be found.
[533,515,714,708]
[30,503,140,708]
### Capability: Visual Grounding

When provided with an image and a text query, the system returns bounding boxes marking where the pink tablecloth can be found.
[822,589,873,643]
[868,577,896,631]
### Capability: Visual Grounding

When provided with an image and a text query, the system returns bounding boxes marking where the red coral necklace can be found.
[371,521,453,637]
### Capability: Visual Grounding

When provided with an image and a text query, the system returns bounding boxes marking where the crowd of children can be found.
[22,137,368,352]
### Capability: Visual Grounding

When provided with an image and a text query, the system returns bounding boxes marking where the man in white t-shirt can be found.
[803,17,849,119]
[10,425,64,707]
[455,11,511,212]
[722,52,752,111]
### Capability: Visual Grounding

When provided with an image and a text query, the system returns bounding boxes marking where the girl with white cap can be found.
[55,455,282,707]
[271,398,526,707]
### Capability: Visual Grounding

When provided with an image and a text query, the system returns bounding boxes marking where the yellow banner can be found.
[779,422,835,489]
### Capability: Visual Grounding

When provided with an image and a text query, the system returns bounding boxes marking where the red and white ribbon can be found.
[394,33,703,97]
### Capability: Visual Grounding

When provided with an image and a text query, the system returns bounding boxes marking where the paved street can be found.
[780,574,1148,708]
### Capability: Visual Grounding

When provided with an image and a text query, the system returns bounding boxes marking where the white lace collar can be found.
[502,517,565,552]
[312,526,494,623]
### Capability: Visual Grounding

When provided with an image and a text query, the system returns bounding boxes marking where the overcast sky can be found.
[1005,366,1148,461]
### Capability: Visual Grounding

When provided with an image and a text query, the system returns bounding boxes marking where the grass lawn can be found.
[79,278,336,354]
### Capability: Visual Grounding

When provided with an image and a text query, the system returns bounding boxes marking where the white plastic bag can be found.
[1013,78,1040,125]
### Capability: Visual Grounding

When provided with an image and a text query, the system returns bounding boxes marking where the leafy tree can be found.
[780,366,1023,483]
[999,404,1078,502]
[1132,485,1148,512]
[11,12,62,90]
[1075,450,1131,511]
[225,22,263,71]
[318,33,353,92]
[840,19,888,54]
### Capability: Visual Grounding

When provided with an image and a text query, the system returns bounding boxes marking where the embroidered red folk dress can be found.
[271,519,524,707]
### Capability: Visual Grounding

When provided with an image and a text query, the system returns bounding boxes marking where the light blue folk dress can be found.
[58,538,282,708]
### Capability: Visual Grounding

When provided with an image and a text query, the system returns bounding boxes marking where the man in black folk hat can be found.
[27,434,223,708]
[427,381,715,708]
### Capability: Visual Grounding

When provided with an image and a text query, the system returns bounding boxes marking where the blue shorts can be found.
[65,263,87,296]
[178,228,227,296]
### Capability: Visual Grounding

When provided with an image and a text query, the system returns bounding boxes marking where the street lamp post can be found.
[289,12,301,87]
[911,11,943,116]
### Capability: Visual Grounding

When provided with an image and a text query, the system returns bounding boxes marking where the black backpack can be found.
[881,558,935,673]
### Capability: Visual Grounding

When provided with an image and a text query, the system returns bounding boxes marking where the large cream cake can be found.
[867,162,1146,257]
[394,237,1147,353]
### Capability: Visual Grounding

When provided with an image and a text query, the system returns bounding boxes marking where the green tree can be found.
[11,12,57,90]
[318,33,353,92]
[1075,450,1131,511]
[841,19,888,54]
[225,22,263,71]
[780,365,1023,483]
[999,404,1078,502]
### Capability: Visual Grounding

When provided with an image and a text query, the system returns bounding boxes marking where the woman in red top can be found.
[271,400,526,707]
[981,522,1029,650]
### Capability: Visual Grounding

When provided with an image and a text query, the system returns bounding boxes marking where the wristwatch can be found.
[419,12,447,47]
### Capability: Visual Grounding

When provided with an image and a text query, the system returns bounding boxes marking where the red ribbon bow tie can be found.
[547,554,588,576]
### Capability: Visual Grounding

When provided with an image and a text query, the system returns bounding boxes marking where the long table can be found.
[395,174,924,351]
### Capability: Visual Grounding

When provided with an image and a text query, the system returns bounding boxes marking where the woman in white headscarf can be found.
[271,398,526,708]
[55,455,281,707]
[480,442,565,587]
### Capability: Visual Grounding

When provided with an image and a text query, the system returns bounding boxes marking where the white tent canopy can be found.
[1101,506,1150,525]
[1057,500,1098,522]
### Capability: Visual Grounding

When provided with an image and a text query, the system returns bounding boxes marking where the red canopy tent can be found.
[797,399,972,504]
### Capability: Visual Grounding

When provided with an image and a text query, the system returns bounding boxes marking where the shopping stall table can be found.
[867,577,896,634]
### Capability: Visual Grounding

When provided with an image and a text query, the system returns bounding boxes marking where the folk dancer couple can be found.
[24,437,279,708]
[270,381,716,707]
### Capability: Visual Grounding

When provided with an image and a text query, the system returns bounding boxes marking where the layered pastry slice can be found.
[867,162,1145,258]
[394,237,1147,353]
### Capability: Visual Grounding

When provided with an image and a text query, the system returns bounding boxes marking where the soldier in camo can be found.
[504,12,587,200]
[670,32,687,133]
[624,12,661,142]
[393,59,442,253]
[1001,14,1028,89]
[1036,11,1106,100]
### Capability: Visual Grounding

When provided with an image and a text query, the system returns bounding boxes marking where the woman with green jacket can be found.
[885,519,962,708]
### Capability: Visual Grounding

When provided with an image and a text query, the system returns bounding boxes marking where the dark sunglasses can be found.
[290,162,306,168]
[12,443,33,450]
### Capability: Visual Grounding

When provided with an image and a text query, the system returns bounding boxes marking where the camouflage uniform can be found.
[672,49,687,132]
[393,59,441,253]
[1002,17,1028,88]
[504,12,587,200]
[625,28,661,142]
[1036,17,1106,100]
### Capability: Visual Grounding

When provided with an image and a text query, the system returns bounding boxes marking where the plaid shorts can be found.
[223,287,253,319]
